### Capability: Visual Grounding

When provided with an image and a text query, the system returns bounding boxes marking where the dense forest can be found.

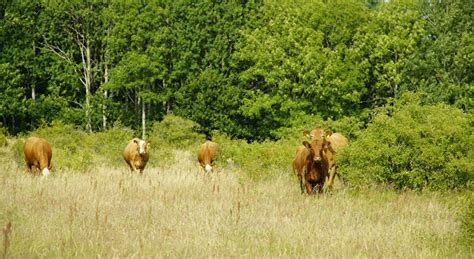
[1,0,472,140]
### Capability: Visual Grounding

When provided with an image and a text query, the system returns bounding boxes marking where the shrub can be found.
[458,192,474,247]
[25,121,93,172]
[11,122,138,172]
[150,114,205,149]
[90,127,135,168]
[213,132,296,181]
[0,126,7,147]
[338,93,474,191]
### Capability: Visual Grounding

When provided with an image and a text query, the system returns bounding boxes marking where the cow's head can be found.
[133,138,150,155]
[303,128,326,141]
[303,139,325,163]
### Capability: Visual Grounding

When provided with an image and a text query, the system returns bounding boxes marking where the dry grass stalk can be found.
[2,221,12,259]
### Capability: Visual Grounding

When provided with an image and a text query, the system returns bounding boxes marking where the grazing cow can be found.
[23,137,52,177]
[123,137,150,174]
[323,131,349,190]
[296,139,329,194]
[292,145,308,194]
[198,140,218,173]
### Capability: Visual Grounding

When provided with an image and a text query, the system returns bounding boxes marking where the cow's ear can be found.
[303,130,311,137]
[324,130,333,137]
[325,130,333,137]
[146,141,151,149]
[303,141,311,148]
[133,138,139,144]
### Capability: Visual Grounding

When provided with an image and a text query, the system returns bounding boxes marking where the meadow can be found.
[0,141,471,258]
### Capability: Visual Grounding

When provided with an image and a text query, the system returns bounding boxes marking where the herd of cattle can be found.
[22,127,347,194]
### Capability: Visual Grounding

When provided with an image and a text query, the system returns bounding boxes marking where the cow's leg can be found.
[316,183,324,194]
[25,162,32,173]
[299,174,305,194]
[305,181,314,195]
[327,165,336,190]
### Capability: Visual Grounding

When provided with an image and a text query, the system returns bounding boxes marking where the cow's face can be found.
[134,139,150,155]
[303,139,324,163]
[303,128,325,141]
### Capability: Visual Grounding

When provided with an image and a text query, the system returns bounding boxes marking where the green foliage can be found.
[1,0,472,142]
[213,133,294,181]
[12,122,136,172]
[339,93,474,191]
[149,114,205,149]
[0,126,7,147]
[459,192,474,247]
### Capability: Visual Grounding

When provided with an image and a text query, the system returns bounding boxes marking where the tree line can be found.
[1,0,472,140]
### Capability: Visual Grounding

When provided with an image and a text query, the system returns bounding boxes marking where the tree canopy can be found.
[1,0,472,140]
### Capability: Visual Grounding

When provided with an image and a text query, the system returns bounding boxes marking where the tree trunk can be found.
[84,39,92,133]
[31,86,36,101]
[103,64,108,130]
[32,41,36,101]
[141,96,146,140]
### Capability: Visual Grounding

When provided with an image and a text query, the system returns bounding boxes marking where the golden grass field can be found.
[0,148,471,258]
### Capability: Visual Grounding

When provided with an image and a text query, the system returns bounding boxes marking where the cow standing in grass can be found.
[293,138,328,195]
[198,140,218,173]
[303,128,349,190]
[302,139,329,194]
[123,137,150,174]
[23,137,52,177]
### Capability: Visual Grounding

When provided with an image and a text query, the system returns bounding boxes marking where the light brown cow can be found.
[198,140,218,173]
[23,137,52,177]
[123,137,150,174]
[323,131,349,190]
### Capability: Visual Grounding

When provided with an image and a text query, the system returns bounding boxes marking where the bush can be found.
[338,93,474,191]
[12,121,139,172]
[459,192,474,247]
[213,132,296,181]
[0,126,7,147]
[150,114,205,149]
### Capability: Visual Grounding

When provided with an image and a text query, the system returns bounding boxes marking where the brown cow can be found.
[198,140,218,173]
[294,139,328,194]
[123,137,150,174]
[23,137,52,177]
[303,128,349,190]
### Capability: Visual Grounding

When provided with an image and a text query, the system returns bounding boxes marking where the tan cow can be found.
[23,137,52,177]
[322,131,349,190]
[123,137,150,174]
[198,140,218,173]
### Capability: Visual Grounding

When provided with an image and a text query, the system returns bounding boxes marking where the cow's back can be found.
[326,133,348,153]
[198,141,218,164]
[24,137,52,170]
[123,140,137,164]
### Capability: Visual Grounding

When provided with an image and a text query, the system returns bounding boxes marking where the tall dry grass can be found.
[0,148,469,258]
